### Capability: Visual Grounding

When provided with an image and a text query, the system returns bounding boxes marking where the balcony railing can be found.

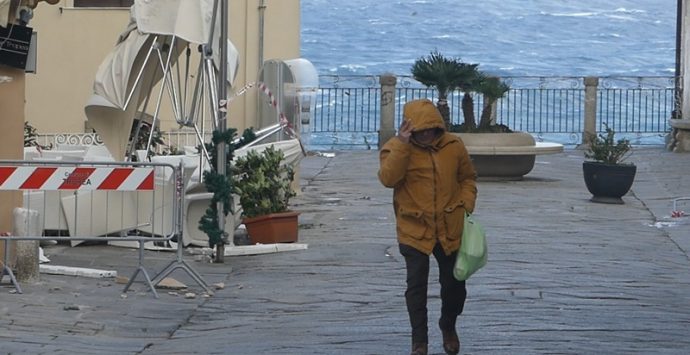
[310,75,677,149]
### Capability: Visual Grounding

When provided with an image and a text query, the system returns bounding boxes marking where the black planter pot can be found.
[582,161,637,204]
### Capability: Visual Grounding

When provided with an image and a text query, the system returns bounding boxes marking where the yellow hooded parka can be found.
[378,99,477,255]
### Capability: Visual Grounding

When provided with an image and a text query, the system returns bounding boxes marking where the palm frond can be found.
[478,77,510,101]
[411,51,480,98]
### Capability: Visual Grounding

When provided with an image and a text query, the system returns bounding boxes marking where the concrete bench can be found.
[668,119,690,153]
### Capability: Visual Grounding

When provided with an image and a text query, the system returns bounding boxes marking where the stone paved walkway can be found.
[1,147,690,354]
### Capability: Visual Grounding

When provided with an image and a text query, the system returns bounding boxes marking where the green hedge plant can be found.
[234,146,295,218]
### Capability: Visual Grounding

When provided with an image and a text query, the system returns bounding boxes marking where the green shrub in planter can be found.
[582,123,636,204]
[584,123,632,165]
[234,146,295,218]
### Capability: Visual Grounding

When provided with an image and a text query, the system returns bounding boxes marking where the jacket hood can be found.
[403,99,446,133]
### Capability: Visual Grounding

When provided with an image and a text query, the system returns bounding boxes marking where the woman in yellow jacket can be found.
[379,99,477,355]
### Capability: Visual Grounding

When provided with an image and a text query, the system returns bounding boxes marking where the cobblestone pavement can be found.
[1,147,690,354]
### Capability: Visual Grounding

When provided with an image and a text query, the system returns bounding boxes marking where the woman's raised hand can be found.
[397,119,413,144]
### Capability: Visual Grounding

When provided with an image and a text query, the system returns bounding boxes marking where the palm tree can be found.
[458,68,483,130]
[411,51,478,129]
[477,76,511,130]
[411,51,511,132]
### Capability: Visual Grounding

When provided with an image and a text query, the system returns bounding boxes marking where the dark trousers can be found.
[399,242,467,344]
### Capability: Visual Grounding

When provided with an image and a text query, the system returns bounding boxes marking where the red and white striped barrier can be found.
[0,166,154,191]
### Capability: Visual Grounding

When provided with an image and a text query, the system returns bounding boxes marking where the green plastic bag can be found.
[453,212,487,281]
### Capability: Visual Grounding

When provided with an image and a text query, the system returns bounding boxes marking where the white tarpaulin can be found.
[85,0,239,161]
[92,20,152,110]
[134,0,217,46]
[84,21,178,161]
[133,0,239,81]
[234,139,304,169]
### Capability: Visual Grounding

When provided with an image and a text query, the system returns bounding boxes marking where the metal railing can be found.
[310,75,677,149]
[34,129,208,156]
[33,76,677,150]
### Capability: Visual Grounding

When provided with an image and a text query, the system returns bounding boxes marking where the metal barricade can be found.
[0,159,210,297]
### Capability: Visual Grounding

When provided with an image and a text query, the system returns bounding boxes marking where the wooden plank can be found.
[39,264,117,278]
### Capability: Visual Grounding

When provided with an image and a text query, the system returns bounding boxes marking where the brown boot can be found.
[410,342,428,355]
[439,320,460,355]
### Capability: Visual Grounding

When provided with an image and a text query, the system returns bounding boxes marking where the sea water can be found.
[301,0,676,77]
[299,0,677,148]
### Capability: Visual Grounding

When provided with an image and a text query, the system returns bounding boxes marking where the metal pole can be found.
[675,0,683,117]
[215,0,229,262]
[259,0,266,67]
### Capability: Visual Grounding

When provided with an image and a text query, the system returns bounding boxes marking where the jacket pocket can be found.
[397,208,427,240]
[443,202,465,241]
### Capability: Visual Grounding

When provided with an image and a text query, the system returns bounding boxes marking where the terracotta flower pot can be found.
[243,211,300,244]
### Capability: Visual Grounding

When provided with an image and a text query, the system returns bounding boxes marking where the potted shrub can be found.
[583,123,636,204]
[234,145,299,244]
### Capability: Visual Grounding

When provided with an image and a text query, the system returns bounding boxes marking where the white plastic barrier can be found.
[0,159,210,297]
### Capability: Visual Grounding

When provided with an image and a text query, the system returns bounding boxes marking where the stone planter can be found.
[582,161,636,204]
[453,132,563,180]
[243,211,300,244]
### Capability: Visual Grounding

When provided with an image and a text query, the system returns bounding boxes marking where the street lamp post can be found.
[215,0,229,262]
[675,0,683,117]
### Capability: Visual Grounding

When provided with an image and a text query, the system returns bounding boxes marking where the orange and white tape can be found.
[218,82,301,145]
[256,82,299,139]
[0,166,154,191]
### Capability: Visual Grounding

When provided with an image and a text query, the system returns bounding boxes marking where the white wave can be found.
[604,14,636,21]
[339,64,368,71]
[542,11,597,17]
[368,18,393,26]
[593,33,622,38]
[613,7,645,14]
[541,7,645,21]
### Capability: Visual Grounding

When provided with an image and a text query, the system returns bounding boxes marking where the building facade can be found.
[25,0,301,136]
[1,0,300,244]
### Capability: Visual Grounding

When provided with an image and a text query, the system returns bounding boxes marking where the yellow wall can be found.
[26,5,129,133]
[232,0,301,131]
[25,0,301,136]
